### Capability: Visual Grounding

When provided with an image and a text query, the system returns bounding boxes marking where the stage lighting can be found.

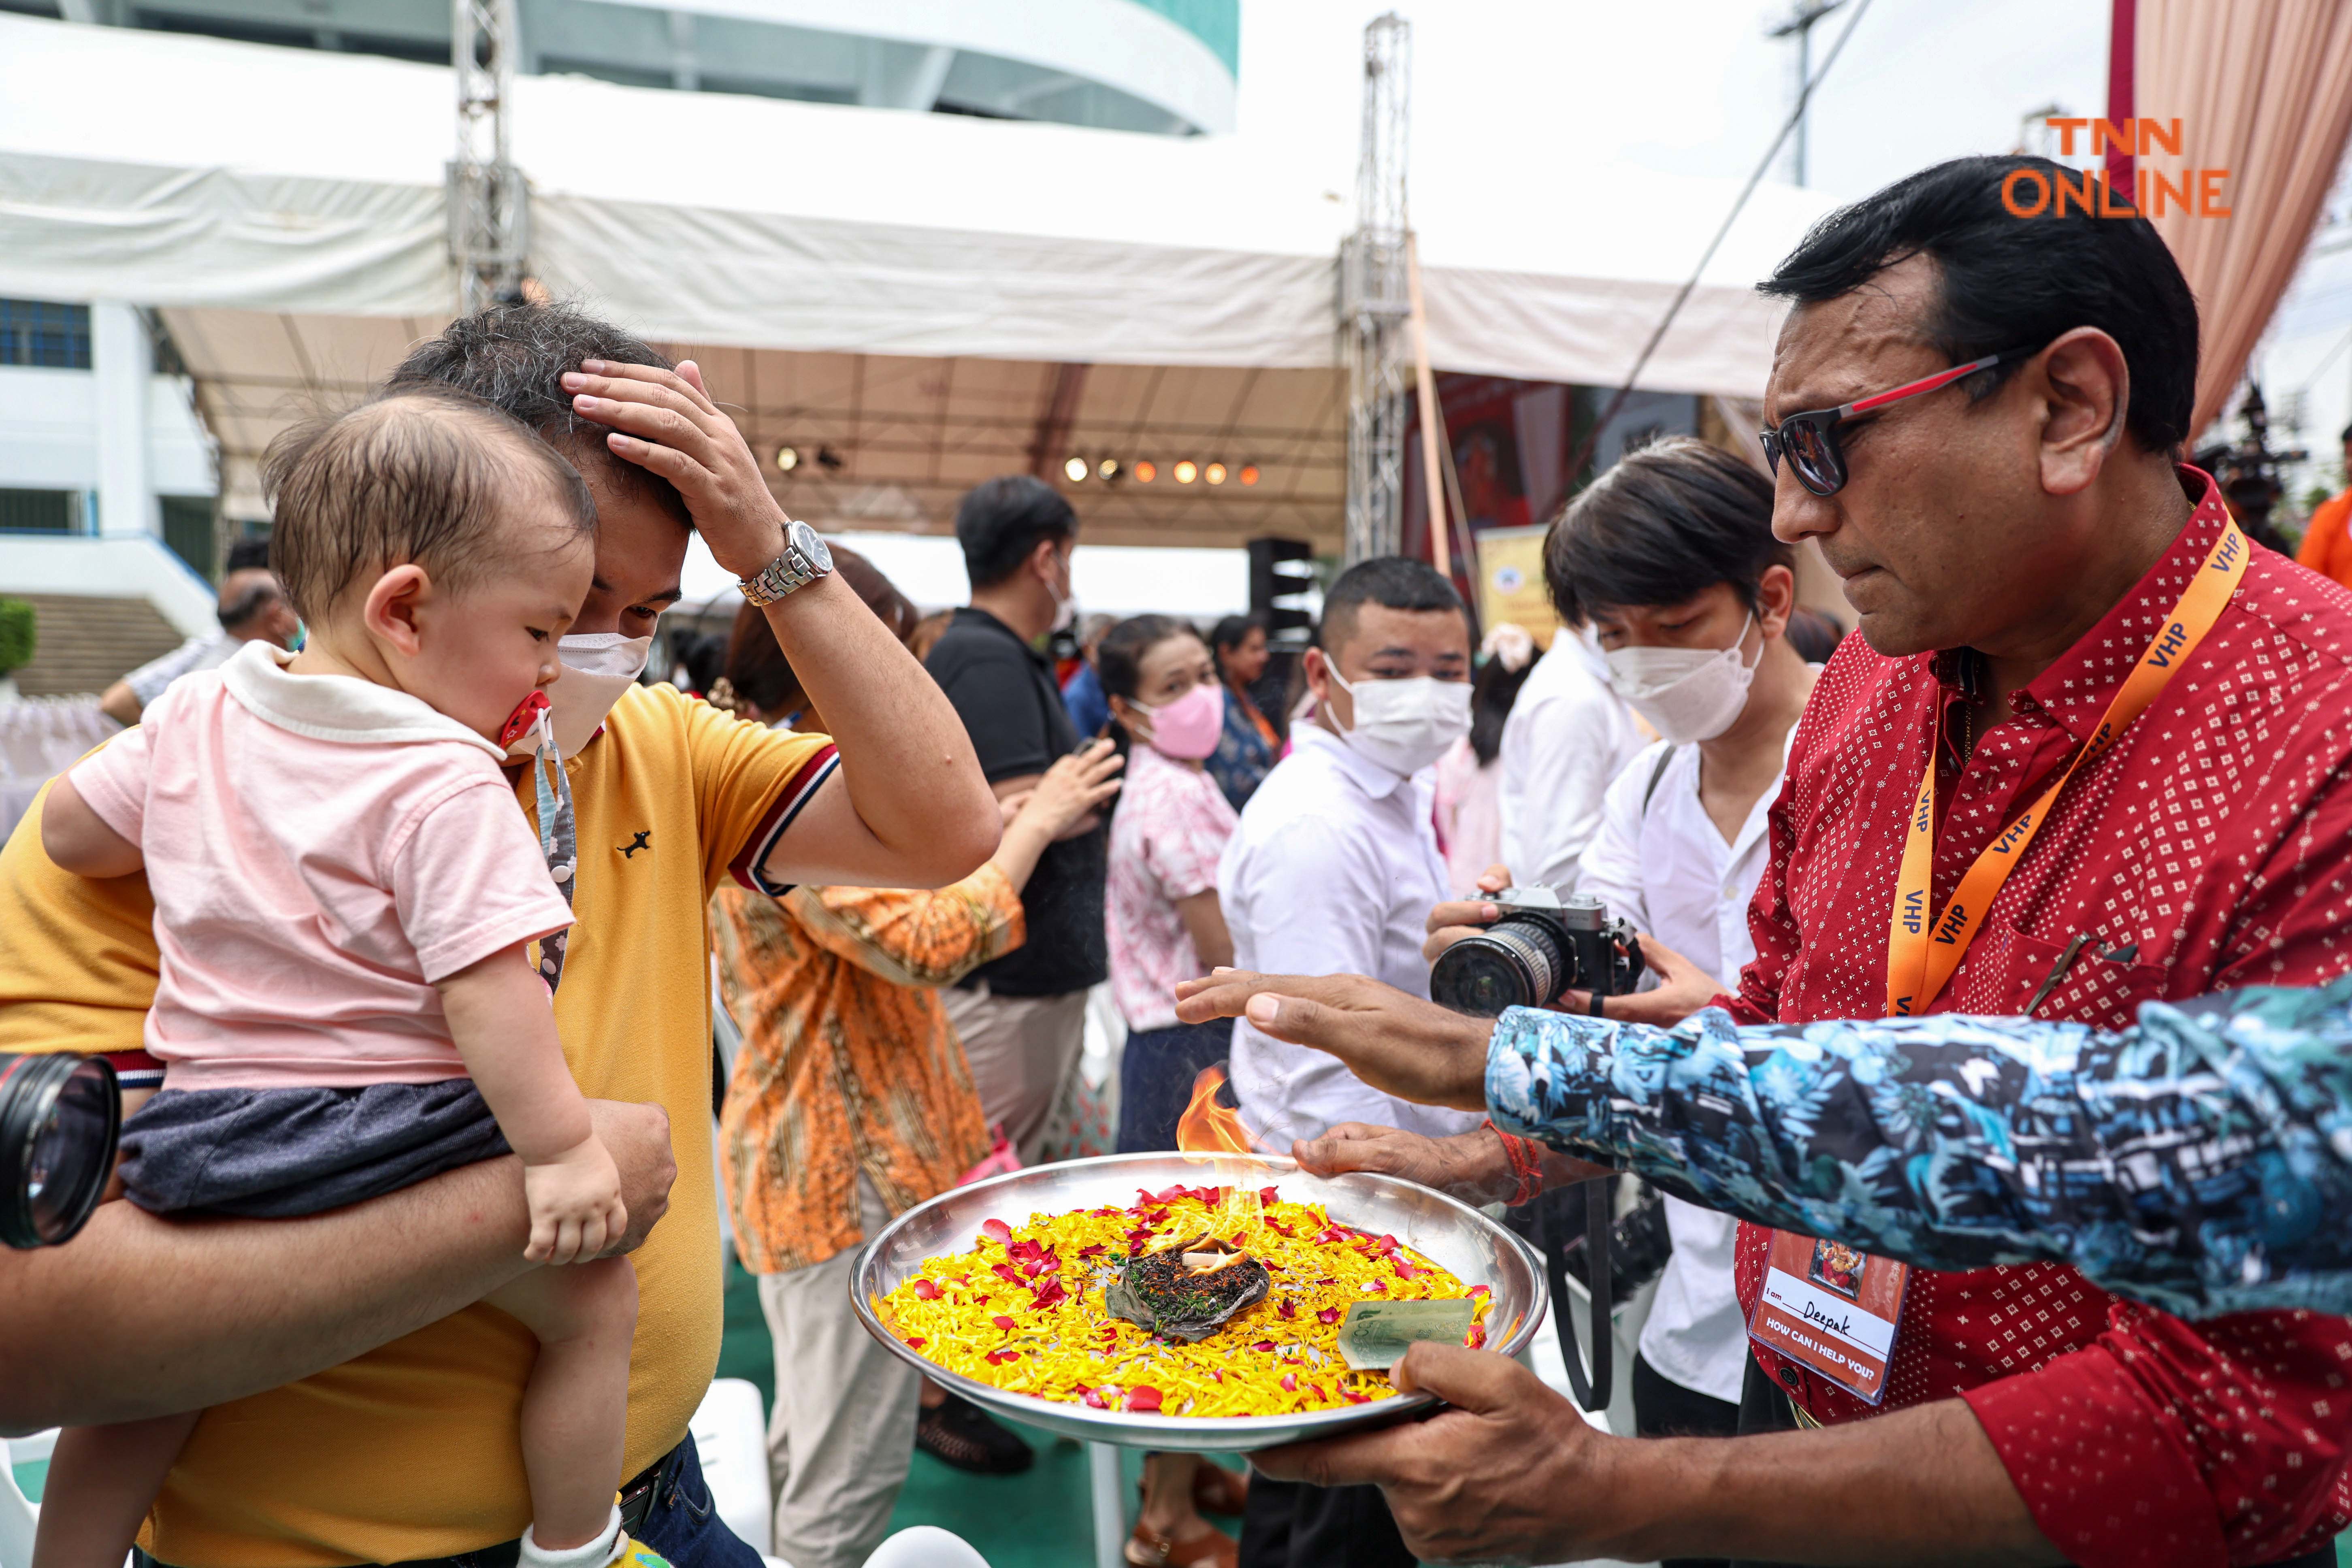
[1239,464,1261,486]
[1099,458,1121,481]
[1174,460,1198,484]
[1064,455,1089,483]
[776,445,799,473]
[1205,462,1227,485]
[1135,460,1158,483]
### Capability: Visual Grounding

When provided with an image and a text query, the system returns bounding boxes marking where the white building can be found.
[0,0,1239,690]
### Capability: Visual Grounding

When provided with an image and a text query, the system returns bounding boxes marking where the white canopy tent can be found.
[0,12,1839,547]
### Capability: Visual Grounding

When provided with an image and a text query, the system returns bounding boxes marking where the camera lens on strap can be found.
[0,1052,120,1249]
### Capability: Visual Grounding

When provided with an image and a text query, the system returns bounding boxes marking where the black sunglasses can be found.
[1760,346,2037,496]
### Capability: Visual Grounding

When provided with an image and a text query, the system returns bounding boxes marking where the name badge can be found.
[1746,1229,1909,1407]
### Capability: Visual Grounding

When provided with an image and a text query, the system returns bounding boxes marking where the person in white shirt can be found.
[1387,439,1817,1568]
[1495,620,1640,893]
[1550,439,1816,1528]
[1217,554,1487,1568]
[100,539,303,725]
[1221,557,1489,1153]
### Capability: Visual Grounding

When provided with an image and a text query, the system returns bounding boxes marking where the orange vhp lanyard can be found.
[1885,522,2249,1017]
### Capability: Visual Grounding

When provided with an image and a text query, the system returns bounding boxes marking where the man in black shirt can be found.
[924,476,1113,1165]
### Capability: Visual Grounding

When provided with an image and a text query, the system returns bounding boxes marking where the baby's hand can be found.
[522,1136,628,1264]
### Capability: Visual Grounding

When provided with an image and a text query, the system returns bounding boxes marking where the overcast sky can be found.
[1236,0,2110,212]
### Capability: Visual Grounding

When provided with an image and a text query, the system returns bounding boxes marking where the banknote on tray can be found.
[1335,1298,1477,1371]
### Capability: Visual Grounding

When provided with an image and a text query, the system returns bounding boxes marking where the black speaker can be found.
[1246,537,1314,644]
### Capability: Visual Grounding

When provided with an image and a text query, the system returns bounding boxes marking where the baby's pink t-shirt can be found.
[72,641,574,1090]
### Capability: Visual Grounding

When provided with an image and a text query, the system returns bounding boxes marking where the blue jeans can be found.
[138,1434,759,1568]
[1115,1019,1232,1155]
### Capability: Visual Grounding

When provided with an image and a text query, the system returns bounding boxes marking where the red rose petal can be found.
[1078,1244,1107,1258]
[980,1219,1012,1246]
[1369,1281,1387,1293]
[1279,1299,1297,1319]
[1469,1285,1491,1299]
[1251,1341,1276,1353]
[992,1314,1016,1330]
[1259,1186,1280,1204]
[912,1280,942,1300]
[1311,1384,1327,1401]
[1317,1308,1341,1325]
[1280,1373,1297,1392]
[1082,1388,1108,1409]
[905,1337,925,1350]
[1467,1325,1486,1349]
[1341,1389,1370,1404]
[1127,1386,1164,1412]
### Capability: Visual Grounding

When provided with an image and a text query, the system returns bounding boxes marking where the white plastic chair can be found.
[1,1430,58,1568]
[688,1378,772,1560]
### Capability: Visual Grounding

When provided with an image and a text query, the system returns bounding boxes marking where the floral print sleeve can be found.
[1485,977,2352,1319]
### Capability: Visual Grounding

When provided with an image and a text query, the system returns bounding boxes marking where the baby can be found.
[36,388,663,1568]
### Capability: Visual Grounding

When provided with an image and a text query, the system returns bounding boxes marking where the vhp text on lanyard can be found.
[1886,520,2248,1017]
[1748,519,2248,1408]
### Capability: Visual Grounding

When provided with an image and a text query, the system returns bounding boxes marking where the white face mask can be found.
[1603,612,1759,744]
[507,632,652,760]
[1325,665,1472,777]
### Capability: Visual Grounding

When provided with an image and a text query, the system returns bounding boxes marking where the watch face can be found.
[791,520,833,573]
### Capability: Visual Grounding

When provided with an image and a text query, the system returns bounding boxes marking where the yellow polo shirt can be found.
[0,684,836,1567]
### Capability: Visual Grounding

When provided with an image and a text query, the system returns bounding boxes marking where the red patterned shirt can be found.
[1727,469,2352,1568]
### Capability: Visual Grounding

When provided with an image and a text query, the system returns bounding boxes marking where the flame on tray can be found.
[1175,1066,1257,1156]
[1175,1066,1265,1228]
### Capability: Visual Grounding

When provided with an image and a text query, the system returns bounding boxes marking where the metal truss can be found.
[449,0,528,313]
[1341,12,1410,565]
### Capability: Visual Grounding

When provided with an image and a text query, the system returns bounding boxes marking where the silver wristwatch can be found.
[738,519,834,607]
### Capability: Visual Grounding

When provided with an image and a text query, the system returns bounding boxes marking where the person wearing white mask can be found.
[1215,557,1485,1568]
[1412,438,1817,1568]
[0,302,1001,1568]
[924,475,1112,1167]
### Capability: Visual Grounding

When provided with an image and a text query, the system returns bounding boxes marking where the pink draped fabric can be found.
[2136,0,2352,437]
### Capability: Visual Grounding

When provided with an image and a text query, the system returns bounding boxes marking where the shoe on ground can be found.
[915,1392,1035,1475]
[1125,1519,1238,1568]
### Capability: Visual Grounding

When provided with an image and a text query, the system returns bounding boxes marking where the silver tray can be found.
[849,1151,1547,1452]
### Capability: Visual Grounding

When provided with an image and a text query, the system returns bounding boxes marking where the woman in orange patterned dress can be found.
[708,553,1122,1568]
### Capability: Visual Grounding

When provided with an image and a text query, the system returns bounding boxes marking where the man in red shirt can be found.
[1174,154,2352,1568]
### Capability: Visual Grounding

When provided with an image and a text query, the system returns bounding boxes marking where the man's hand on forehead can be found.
[560,358,790,582]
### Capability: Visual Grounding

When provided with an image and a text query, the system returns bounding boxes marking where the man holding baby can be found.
[0,302,1002,1568]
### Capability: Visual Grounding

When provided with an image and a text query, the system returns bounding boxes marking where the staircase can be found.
[9,593,185,698]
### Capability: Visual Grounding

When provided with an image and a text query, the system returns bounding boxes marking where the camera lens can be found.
[1430,919,1568,1018]
[0,1053,120,1249]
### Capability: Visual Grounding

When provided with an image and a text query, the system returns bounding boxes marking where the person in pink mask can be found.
[1099,613,1248,1568]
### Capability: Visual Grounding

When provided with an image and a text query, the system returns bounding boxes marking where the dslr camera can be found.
[1429,887,1645,1017]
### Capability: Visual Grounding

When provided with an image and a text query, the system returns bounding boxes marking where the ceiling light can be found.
[1098,458,1121,481]
[776,445,799,473]
[1135,460,1157,483]
[1205,462,1227,485]
[1064,455,1089,483]
[1174,460,1198,484]
[1238,463,1261,486]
